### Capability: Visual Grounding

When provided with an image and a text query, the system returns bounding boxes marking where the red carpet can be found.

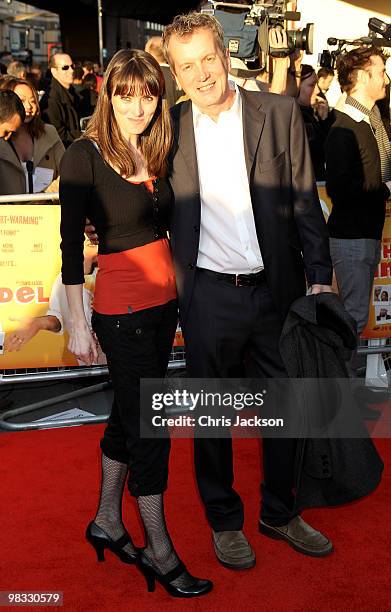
[1,426,390,611]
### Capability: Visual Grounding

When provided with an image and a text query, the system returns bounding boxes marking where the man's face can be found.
[365,55,388,102]
[0,113,22,140]
[168,28,231,116]
[51,54,74,89]
[319,74,333,92]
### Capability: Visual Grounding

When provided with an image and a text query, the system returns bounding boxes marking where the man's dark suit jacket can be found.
[169,88,332,327]
[40,78,81,149]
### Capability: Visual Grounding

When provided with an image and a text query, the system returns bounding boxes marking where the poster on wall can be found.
[317,185,391,340]
[0,205,78,369]
[362,201,391,339]
[0,204,183,371]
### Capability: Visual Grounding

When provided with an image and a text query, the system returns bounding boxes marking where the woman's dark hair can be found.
[336,46,386,93]
[84,49,172,178]
[300,64,316,82]
[0,88,25,123]
[82,73,97,90]
[0,77,44,138]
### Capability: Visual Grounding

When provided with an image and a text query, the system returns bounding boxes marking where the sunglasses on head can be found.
[57,64,75,71]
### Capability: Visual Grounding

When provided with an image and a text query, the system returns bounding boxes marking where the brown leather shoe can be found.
[259,516,333,557]
[212,530,256,569]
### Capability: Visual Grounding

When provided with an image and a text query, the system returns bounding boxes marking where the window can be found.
[34,31,40,50]
[19,31,26,47]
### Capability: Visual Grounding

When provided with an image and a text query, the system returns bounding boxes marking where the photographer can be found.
[317,67,335,98]
[297,64,334,180]
[230,26,298,95]
[260,27,303,97]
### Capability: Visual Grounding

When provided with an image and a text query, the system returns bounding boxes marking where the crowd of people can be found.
[0,9,390,599]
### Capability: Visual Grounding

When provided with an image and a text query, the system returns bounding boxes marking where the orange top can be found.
[93,179,177,315]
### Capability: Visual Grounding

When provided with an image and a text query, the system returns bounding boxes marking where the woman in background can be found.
[0,77,64,194]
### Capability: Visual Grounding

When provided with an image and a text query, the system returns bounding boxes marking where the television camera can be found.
[201,0,314,71]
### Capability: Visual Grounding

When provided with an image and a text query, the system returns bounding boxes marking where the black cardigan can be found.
[325,110,390,240]
[59,139,173,285]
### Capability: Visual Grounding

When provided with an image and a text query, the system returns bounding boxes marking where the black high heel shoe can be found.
[136,550,213,598]
[86,521,138,564]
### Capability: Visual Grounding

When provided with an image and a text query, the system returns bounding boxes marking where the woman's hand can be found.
[313,95,329,121]
[68,323,99,365]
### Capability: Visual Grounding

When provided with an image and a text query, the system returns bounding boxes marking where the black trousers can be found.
[91,299,178,497]
[183,269,297,530]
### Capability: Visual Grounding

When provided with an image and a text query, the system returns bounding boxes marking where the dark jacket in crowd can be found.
[299,104,334,182]
[79,87,98,119]
[325,109,389,240]
[40,78,81,148]
[0,123,64,195]
[279,292,383,511]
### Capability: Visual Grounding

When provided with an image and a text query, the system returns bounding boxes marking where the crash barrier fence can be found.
[0,193,184,430]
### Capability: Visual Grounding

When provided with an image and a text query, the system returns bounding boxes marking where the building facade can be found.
[0,0,60,67]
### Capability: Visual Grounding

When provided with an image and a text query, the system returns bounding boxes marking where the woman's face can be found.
[111,90,159,142]
[14,84,38,124]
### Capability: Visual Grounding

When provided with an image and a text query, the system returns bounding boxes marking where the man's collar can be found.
[341,96,370,124]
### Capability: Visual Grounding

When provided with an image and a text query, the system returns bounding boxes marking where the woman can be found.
[79,73,98,118]
[297,65,334,181]
[60,49,212,599]
[0,77,64,194]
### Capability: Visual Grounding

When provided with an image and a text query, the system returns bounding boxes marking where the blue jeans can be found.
[329,238,381,335]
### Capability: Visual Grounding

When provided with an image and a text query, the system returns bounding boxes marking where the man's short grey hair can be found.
[162,12,226,71]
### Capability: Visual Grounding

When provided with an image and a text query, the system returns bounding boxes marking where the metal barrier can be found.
[0,193,388,430]
[0,193,185,431]
[0,193,59,204]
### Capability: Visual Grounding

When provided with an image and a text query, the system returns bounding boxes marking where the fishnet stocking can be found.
[137,494,196,588]
[94,453,135,555]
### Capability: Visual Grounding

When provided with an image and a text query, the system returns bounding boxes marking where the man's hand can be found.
[269,27,290,67]
[308,284,334,295]
[290,49,304,71]
[85,218,99,245]
[4,315,61,352]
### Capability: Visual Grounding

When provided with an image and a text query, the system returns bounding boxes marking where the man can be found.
[7,60,27,80]
[145,35,183,107]
[40,53,81,148]
[162,13,333,569]
[317,67,335,97]
[325,47,391,375]
[0,90,24,141]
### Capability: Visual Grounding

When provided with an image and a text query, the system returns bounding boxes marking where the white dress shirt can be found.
[192,81,264,274]
[341,101,370,126]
